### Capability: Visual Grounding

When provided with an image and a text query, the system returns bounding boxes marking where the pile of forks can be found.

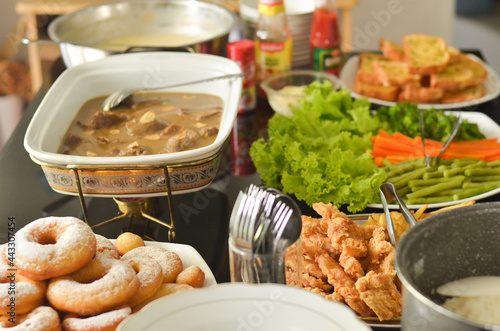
[229,184,302,284]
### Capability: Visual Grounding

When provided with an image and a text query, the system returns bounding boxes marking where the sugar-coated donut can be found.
[175,265,205,288]
[47,258,139,316]
[0,306,61,331]
[13,217,96,280]
[124,257,163,307]
[121,246,183,283]
[114,232,145,256]
[0,245,47,316]
[62,304,132,331]
[94,235,120,260]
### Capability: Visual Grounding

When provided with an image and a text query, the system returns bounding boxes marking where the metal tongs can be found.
[379,182,418,247]
[419,110,462,167]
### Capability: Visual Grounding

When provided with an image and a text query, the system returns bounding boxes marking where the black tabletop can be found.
[1,51,499,330]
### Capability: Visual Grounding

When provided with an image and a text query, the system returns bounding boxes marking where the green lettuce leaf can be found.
[250,83,386,212]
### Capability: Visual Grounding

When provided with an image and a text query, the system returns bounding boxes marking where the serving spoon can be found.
[101,73,243,111]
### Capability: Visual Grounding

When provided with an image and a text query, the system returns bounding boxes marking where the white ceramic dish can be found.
[23,52,242,197]
[368,110,500,210]
[340,54,500,109]
[114,239,217,288]
[117,283,372,331]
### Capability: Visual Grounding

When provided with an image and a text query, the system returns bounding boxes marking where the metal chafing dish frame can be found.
[30,142,227,242]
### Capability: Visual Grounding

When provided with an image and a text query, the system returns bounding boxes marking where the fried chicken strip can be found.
[316,253,374,317]
[355,271,402,321]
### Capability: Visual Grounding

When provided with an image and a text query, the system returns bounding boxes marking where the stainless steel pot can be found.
[396,202,500,331]
[47,0,236,68]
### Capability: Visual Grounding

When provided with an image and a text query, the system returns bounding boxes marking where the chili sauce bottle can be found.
[254,0,292,97]
[310,0,342,76]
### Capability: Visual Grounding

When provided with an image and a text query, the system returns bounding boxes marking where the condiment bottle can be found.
[227,39,257,113]
[310,0,342,76]
[254,0,292,97]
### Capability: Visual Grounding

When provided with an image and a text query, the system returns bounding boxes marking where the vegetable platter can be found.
[249,81,500,212]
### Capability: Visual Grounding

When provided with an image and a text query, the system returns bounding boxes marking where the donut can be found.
[0,306,61,330]
[47,258,139,316]
[94,235,120,260]
[124,257,163,307]
[114,232,145,256]
[121,246,183,283]
[175,265,205,288]
[13,217,97,280]
[132,283,194,313]
[0,245,47,316]
[62,304,131,331]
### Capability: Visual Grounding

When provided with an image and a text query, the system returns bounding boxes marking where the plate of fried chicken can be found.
[295,202,402,328]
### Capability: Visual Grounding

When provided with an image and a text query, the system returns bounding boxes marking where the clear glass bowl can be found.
[260,70,343,116]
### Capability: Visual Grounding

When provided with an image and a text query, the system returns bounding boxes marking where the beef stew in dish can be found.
[58,92,223,157]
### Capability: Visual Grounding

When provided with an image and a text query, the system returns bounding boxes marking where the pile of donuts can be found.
[0,216,206,331]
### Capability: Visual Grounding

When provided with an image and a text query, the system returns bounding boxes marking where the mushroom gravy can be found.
[57,92,223,157]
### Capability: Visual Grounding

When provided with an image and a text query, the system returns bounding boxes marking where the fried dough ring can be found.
[94,234,120,260]
[0,306,61,330]
[121,246,182,283]
[62,304,132,331]
[0,245,47,316]
[47,258,139,316]
[13,217,96,280]
[124,257,163,307]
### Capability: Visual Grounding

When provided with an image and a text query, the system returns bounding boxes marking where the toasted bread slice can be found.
[447,46,463,64]
[356,52,390,84]
[373,60,421,87]
[403,34,450,75]
[379,37,406,62]
[400,84,444,104]
[354,74,400,101]
[430,62,474,91]
[457,56,488,86]
[441,85,485,104]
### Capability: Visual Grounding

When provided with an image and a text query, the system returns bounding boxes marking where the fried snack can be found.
[0,306,61,331]
[293,203,402,321]
[115,232,145,256]
[175,265,205,288]
[121,246,183,283]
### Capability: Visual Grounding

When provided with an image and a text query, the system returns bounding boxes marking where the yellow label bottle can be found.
[255,0,292,97]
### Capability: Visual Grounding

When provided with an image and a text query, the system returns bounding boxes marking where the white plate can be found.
[116,240,217,288]
[368,110,500,210]
[340,54,500,109]
[117,283,372,331]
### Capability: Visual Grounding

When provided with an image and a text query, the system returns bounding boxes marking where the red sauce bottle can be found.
[310,0,342,76]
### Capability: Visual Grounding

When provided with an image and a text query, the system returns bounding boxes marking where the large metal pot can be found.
[48,0,236,68]
[396,202,500,331]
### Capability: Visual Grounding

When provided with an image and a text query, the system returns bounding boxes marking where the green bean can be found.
[392,168,428,190]
[462,181,500,189]
[423,171,444,179]
[443,161,486,177]
[406,179,463,199]
[408,176,465,188]
[406,196,454,204]
[452,184,499,200]
[428,188,466,196]
[486,160,500,168]
[468,175,500,182]
[465,168,500,176]
[450,158,479,168]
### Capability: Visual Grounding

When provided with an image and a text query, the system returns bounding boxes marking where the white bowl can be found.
[117,283,372,331]
[24,52,242,197]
